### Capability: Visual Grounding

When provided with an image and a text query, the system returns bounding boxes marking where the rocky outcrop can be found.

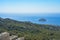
[0,32,24,40]
[0,32,10,40]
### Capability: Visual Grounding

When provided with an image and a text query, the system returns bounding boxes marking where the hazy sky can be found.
[0,0,60,14]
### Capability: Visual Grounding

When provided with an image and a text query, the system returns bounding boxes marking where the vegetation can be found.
[0,17,60,40]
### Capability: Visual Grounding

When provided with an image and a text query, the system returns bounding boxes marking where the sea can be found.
[0,13,60,26]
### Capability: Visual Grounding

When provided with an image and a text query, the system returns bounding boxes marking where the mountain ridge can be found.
[0,17,60,40]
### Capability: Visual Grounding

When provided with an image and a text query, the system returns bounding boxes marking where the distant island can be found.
[39,18,47,22]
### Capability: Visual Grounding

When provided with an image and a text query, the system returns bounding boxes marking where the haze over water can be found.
[0,0,60,25]
[0,13,60,25]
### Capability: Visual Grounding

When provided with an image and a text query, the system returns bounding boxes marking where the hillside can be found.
[0,17,60,40]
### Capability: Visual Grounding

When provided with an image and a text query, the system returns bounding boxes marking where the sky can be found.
[0,0,60,14]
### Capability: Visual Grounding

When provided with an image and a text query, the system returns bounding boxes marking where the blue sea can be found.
[0,13,60,25]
